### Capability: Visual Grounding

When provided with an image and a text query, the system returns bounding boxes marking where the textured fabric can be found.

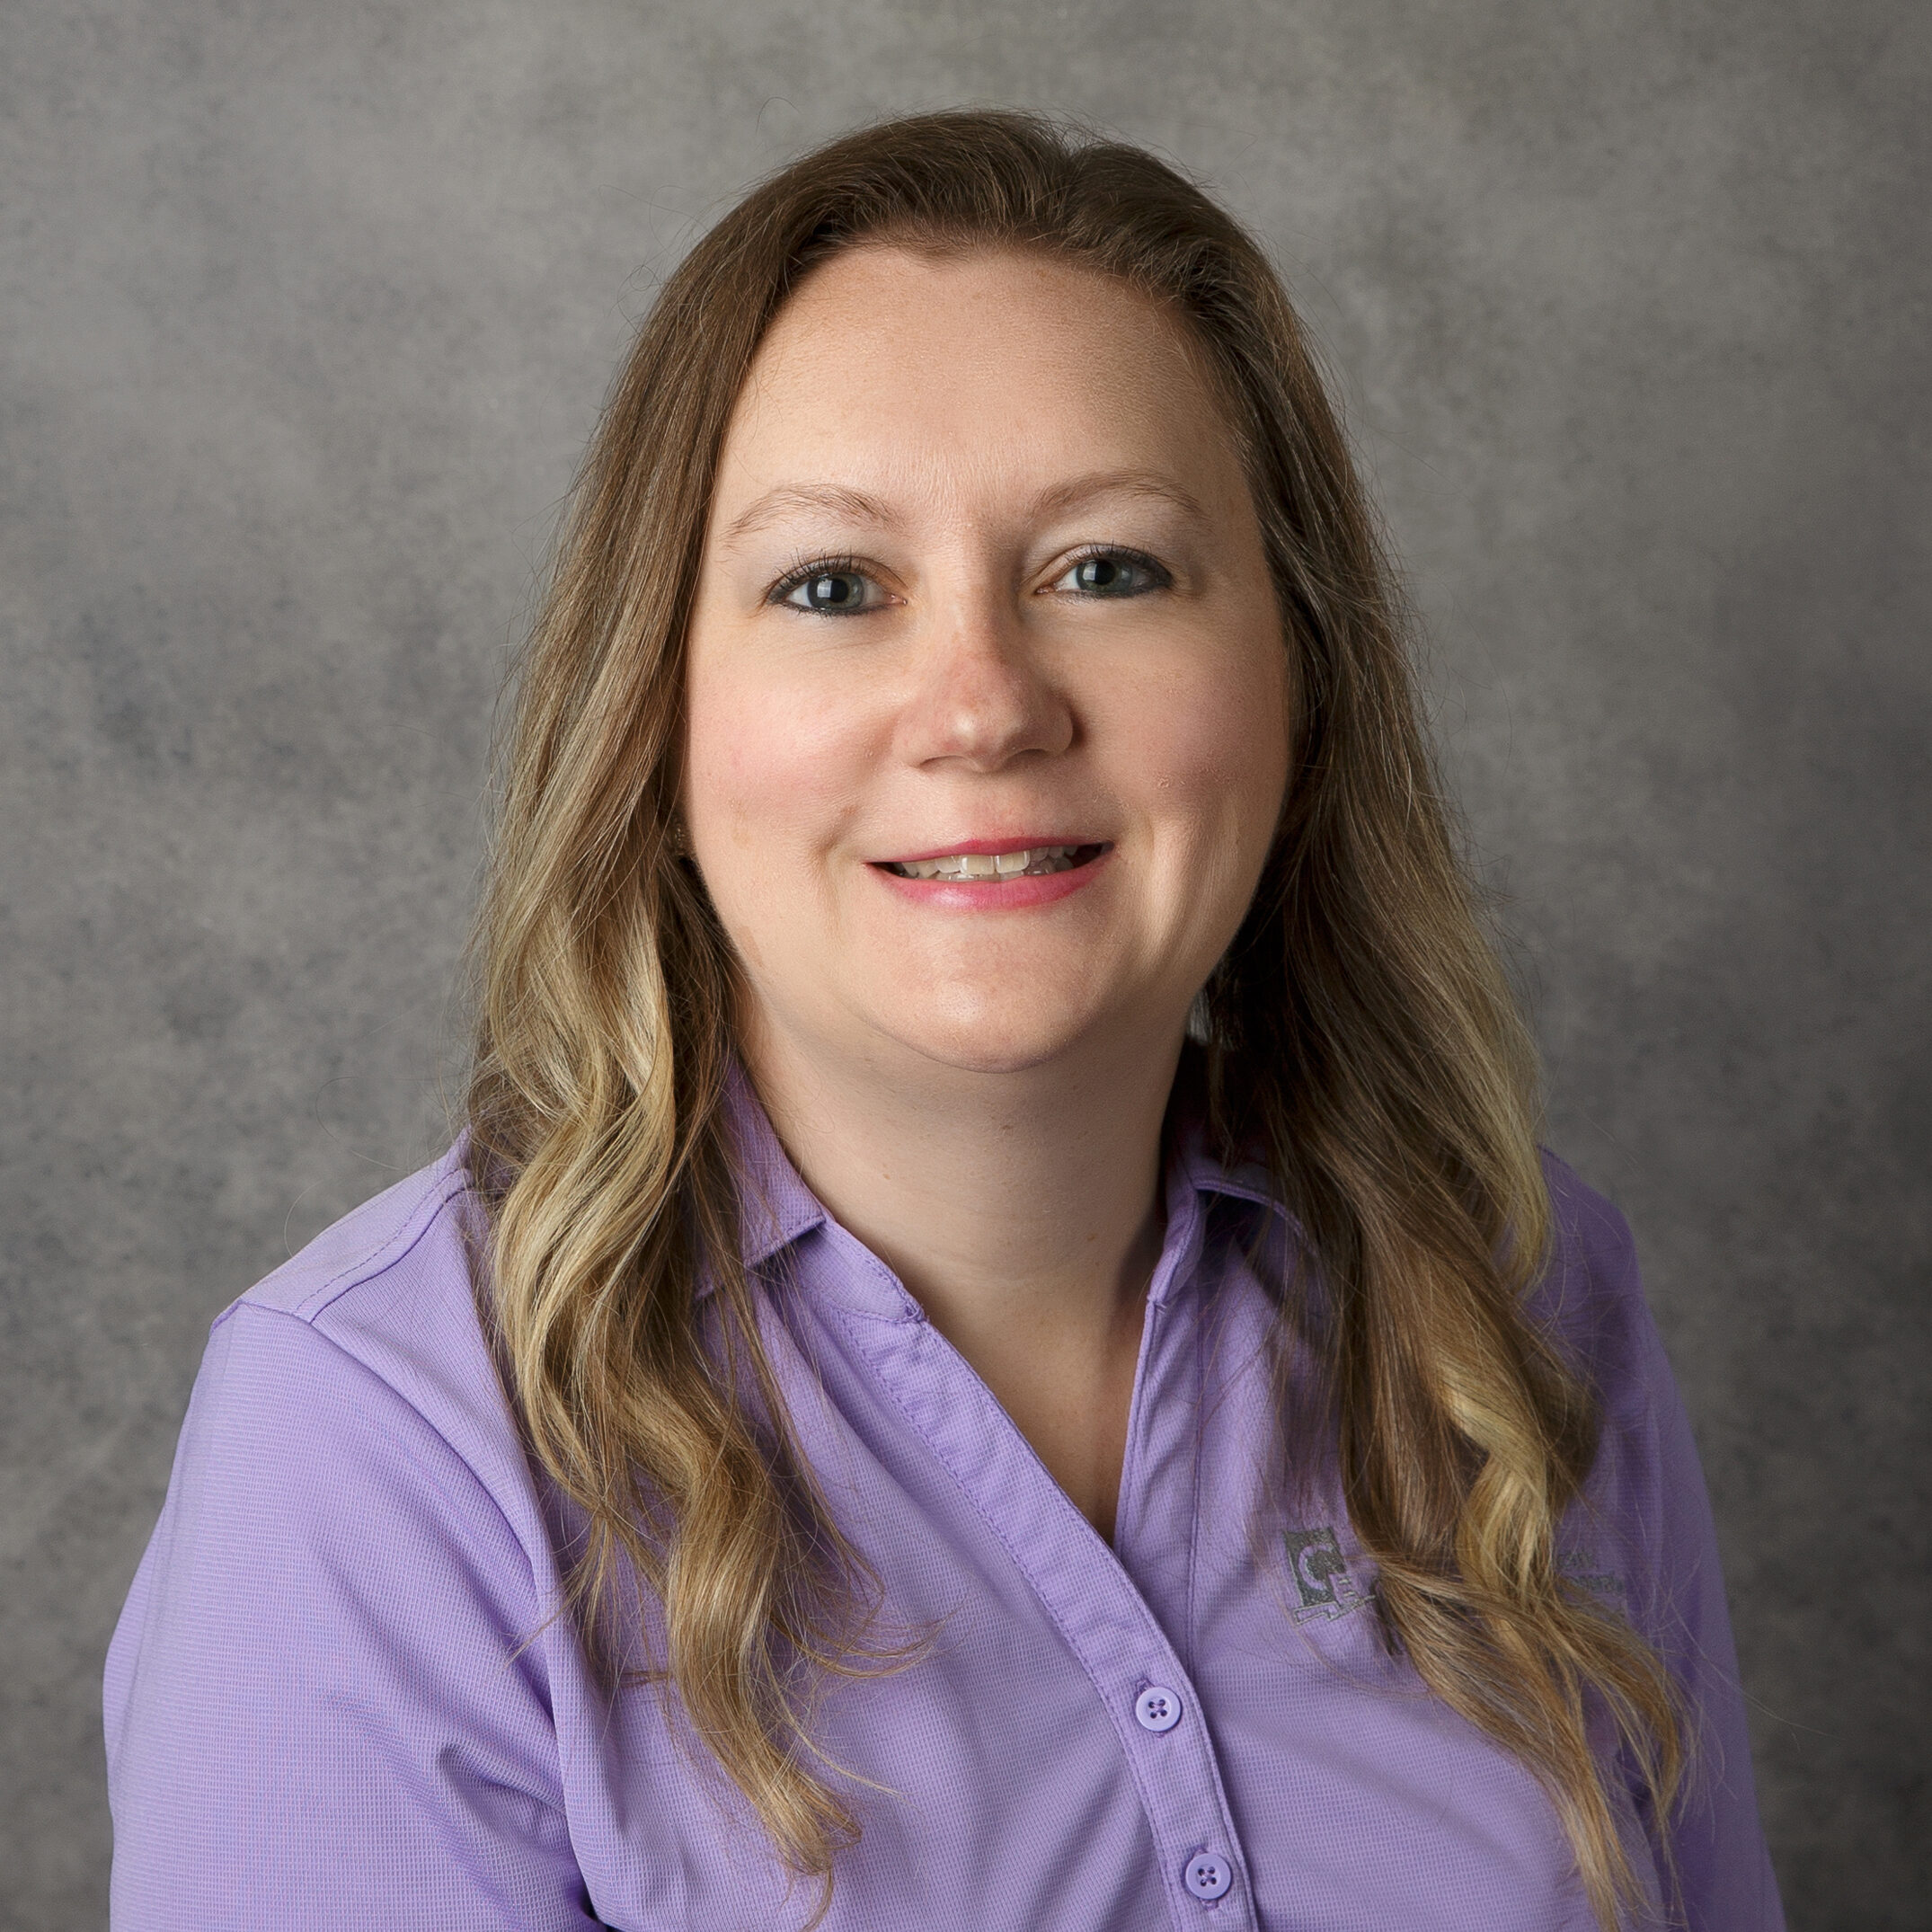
[105,1091,1783,1930]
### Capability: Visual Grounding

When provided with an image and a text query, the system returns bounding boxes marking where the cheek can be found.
[1112,638,1290,849]
[685,665,853,987]
[683,655,876,861]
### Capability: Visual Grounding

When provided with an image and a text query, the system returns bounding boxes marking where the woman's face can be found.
[683,244,1290,1083]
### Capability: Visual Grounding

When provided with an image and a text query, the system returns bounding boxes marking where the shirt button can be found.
[1183,1852,1234,1901]
[1134,1685,1183,1733]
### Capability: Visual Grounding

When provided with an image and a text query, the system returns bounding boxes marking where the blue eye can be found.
[778,567,879,614]
[1056,551,1170,598]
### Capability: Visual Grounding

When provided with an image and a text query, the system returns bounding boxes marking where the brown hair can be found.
[466,108,1680,1927]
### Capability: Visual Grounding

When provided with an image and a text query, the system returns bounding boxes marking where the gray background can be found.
[3,0,1926,1924]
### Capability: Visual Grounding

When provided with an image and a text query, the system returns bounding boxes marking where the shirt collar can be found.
[724,1065,829,1273]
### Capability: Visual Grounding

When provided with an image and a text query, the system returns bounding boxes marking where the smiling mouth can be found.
[878,843,1110,882]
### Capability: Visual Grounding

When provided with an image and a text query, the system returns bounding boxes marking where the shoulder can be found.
[111,1145,556,1727]
[232,1139,476,1332]
[215,1144,505,1446]
[166,1144,545,1592]
[1529,1149,1661,1418]
[1529,1152,1716,1631]
[1529,1154,1672,1548]
[106,1152,590,1925]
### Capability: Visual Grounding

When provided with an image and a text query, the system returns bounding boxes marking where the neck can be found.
[742,1015,1186,1540]
[744,1018,1183,1352]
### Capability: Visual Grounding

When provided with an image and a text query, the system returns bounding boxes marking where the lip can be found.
[868,839,1113,910]
[874,835,1103,865]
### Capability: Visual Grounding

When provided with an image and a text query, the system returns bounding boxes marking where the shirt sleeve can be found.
[104,1300,600,1931]
[1556,1176,1786,1932]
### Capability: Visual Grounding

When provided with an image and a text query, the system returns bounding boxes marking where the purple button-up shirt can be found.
[105,1093,1782,1929]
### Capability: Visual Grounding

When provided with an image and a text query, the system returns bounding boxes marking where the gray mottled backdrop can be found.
[3,0,1926,1925]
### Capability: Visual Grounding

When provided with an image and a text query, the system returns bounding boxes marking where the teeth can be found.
[887,845,1086,882]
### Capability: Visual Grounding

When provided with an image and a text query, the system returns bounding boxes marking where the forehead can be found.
[713,243,1244,504]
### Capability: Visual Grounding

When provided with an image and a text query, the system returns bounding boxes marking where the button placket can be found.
[832,1198,1259,1932]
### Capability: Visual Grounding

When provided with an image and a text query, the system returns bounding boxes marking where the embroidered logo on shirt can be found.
[1284,1525,1369,1621]
[1558,1549,1626,1601]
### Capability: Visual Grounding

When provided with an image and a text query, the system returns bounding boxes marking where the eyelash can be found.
[1058,544,1173,593]
[764,545,1174,608]
[766,553,869,607]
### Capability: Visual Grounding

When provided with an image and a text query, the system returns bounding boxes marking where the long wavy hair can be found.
[466,109,1681,1928]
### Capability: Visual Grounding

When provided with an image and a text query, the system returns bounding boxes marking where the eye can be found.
[774,563,886,615]
[1051,549,1172,598]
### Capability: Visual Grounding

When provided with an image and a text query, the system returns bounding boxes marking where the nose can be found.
[891,592,1074,773]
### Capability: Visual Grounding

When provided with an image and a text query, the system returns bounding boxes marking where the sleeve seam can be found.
[295,1168,475,1319]
[218,1298,550,1624]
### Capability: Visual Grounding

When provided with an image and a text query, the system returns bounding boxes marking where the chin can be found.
[879,995,1099,1078]
[906,1036,1074,1077]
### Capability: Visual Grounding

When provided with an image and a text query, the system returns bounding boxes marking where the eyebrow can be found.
[722,483,892,547]
[720,468,1207,548]
[1030,468,1206,524]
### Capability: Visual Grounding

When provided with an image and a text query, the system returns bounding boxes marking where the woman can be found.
[105,111,1782,1930]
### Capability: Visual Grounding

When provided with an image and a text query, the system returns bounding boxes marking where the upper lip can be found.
[873,836,1103,864]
